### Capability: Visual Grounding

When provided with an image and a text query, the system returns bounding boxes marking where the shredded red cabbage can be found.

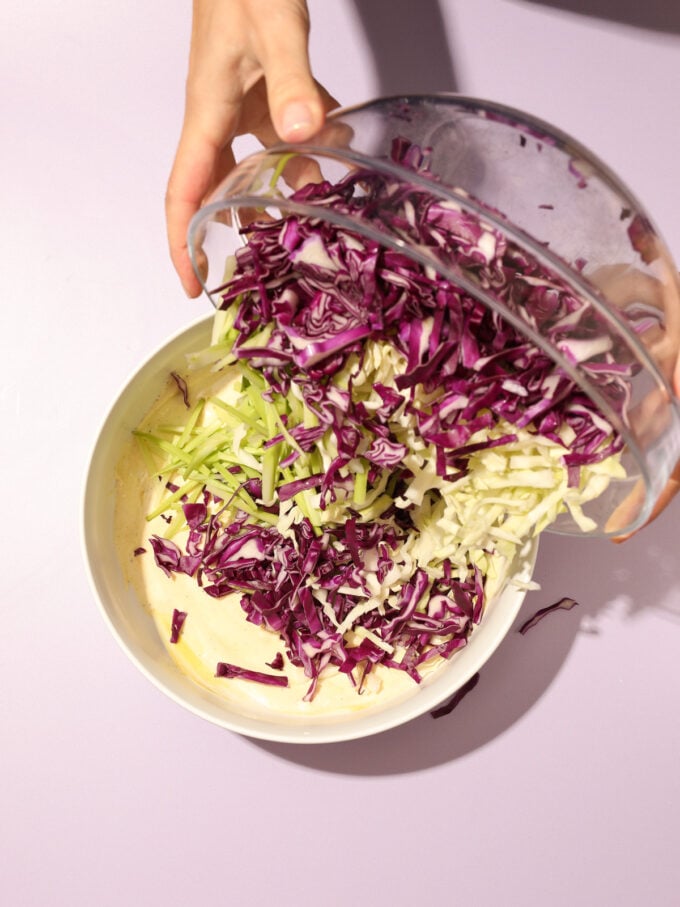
[170,608,187,644]
[215,662,289,687]
[170,371,190,408]
[266,652,285,670]
[217,139,633,486]
[518,597,579,635]
[153,496,480,699]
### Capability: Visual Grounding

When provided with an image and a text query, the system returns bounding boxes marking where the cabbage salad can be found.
[134,140,630,701]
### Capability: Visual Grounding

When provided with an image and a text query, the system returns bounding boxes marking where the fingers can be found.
[652,460,680,518]
[166,0,335,297]
[250,0,326,142]
[610,457,680,542]
[166,132,236,297]
[638,460,680,535]
[166,1,251,295]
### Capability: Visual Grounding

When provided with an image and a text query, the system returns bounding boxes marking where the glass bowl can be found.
[188,93,680,538]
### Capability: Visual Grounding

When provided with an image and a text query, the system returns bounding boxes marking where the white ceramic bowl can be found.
[82,315,537,744]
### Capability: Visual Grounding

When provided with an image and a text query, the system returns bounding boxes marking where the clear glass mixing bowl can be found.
[188,94,680,537]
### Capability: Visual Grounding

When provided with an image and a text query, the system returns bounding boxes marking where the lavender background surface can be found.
[2,2,679,905]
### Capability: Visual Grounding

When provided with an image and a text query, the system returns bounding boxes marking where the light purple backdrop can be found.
[2,2,679,905]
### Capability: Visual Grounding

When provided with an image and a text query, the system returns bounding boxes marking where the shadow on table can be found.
[349,0,680,107]
[350,0,459,96]
[516,0,680,34]
[252,508,680,775]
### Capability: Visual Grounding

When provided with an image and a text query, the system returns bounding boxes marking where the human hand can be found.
[588,264,680,539]
[166,0,335,297]
[611,356,680,542]
[636,354,680,533]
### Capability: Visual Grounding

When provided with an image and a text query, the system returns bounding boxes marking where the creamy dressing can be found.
[113,372,447,719]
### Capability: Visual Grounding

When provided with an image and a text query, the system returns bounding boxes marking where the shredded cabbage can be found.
[135,139,631,700]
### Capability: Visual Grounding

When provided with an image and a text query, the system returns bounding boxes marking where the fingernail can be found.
[281,102,314,140]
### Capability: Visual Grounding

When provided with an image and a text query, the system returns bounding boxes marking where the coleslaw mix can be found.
[131,140,628,702]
